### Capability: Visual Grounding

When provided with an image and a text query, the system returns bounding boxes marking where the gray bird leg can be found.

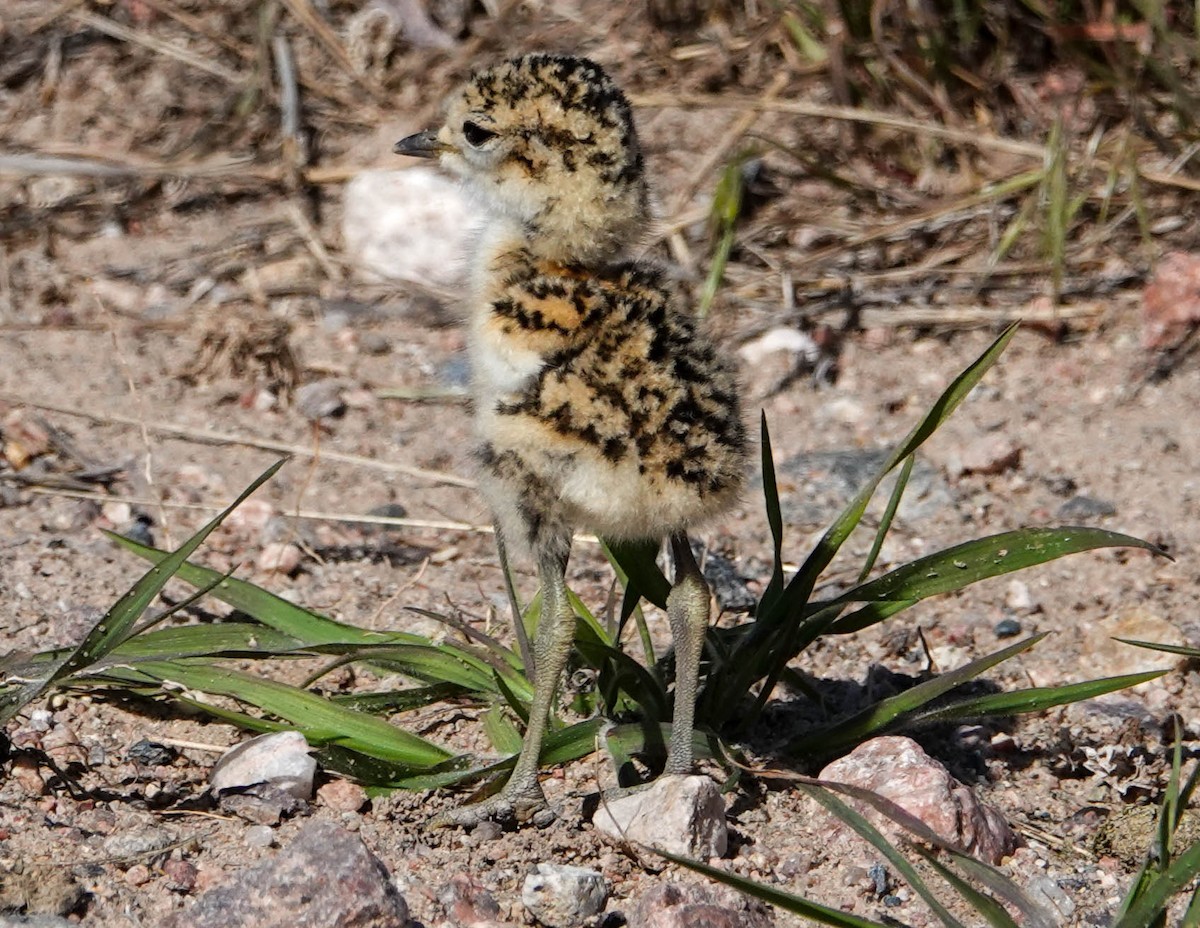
[430,547,575,828]
[664,532,710,775]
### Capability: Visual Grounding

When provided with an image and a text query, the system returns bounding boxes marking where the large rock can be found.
[342,168,474,289]
[818,736,1016,864]
[163,821,408,928]
[593,775,727,858]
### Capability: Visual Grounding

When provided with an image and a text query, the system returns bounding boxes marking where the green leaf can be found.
[108,531,411,647]
[908,670,1168,726]
[913,848,1019,928]
[787,635,1045,757]
[1,459,286,724]
[649,847,890,928]
[110,659,452,769]
[826,528,1163,634]
[482,705,523,754]
[607,538,669,610]
[798,783,968,928]
[1114,840,1200,928]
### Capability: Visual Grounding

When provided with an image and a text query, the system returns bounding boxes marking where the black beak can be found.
[394,129,445,158]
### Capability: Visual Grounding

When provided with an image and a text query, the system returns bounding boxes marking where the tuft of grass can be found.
[0,325,1180,918]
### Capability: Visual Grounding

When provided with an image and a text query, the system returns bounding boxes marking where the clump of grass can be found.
[0,325,1179,919]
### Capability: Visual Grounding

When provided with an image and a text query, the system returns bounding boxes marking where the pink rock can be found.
[1142,251,1200,350]
[318,779,369,813]
[634,882,773,928]
[818,735,1016,864]
[439,872,501,927]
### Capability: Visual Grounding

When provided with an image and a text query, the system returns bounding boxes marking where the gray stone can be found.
[163,821,408,928]
[776,448,953,526]
[210,731,316,801]
[1057,495,1117,519]
[521,863,608,927]
[593,775,727,858]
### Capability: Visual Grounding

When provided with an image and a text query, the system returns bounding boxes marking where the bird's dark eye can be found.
[462,121,497,147]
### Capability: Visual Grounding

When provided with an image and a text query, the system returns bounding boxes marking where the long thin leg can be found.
[664,532,711,775]
[431,547,576,828]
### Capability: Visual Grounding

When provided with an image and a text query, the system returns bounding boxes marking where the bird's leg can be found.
[664,532,710,775]
[430,546,575,829]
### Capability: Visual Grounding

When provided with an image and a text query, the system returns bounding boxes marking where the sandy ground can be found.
[3,1,1200,925]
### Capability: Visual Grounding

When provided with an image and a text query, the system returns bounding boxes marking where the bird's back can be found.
[473,250,745,548]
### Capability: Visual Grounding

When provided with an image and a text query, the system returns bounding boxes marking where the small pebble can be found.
[1057,495,1117,520]
[994,617,1022,638]
[245,824,276,848]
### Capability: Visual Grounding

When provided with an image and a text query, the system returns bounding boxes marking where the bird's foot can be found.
[428,783,555,830]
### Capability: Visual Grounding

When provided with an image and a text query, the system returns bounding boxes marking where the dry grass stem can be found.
[70,9,242,83]
[0,395,475,488]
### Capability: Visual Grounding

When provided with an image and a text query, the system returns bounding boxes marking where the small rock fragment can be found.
[296,379,346,421]
[592,775,727,858]
[634,882,773,928]
[162,821,408,928]
[258,542,302,575]
[439,872,502,926]
[994,617,1022,638]
[1142,251,1200,349]
[245,824,276,848]
[210,731,316,801]
[1004,579,1038,614]
[1057,495,1117,520]
[318,779,369,813]
[1024,874,1076,921]
[162,858,198,893]
[818,736,1016,863]
[521,863,608,928]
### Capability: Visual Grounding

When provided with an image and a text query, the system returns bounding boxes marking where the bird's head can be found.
[396,54,650,264]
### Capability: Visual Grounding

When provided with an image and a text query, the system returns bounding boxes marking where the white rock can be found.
[210,731,316,800]
[342,168,475,288]
[592,775,727,858]
[737,327,819,365]
[521,863,608,928]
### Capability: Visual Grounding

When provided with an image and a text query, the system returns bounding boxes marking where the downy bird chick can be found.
[396,53,745,827]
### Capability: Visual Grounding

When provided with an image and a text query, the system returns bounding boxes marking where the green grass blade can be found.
[121,659,452,768]
[858,454,913,583]
[649,846,890,928]
[798,783,969,928]
[1,460,286,724]
[724,325,1020,718]
[784,323,1020,612]
[758,412,787,618]
[1114,841,1200,928]
[1114,638,1199,658]
[911,847,1019,928]
[482,705,523,754]
[827,527,1162,634]
[908,671,1167,725]
[607,538,670,610]
[98,623,309,664]
[787,635,1045,757]
[108,530,414,647]
[328,683,465,714]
